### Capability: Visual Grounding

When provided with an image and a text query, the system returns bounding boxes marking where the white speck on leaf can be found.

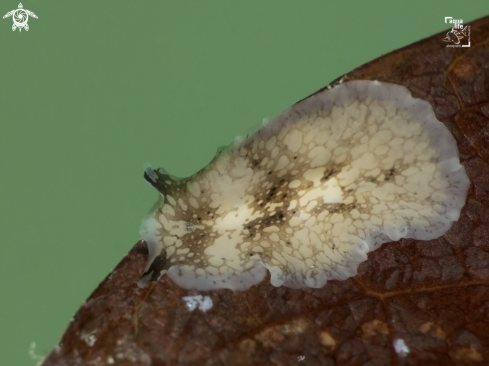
[80,332,97,347]
[393,338,409,357]
[182,295,213,312]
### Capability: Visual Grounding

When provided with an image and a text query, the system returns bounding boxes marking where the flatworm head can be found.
[138,80,470,291]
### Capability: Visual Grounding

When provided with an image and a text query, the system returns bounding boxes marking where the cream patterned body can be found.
[138,80,470,291]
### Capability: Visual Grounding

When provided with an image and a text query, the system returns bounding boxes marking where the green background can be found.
[0,1,487,365]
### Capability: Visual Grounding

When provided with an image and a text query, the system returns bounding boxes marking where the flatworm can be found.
[138,80,470,291]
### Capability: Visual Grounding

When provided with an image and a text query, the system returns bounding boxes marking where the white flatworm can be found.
[138,80,470,291]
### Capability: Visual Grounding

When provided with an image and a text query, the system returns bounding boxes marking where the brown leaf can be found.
[41,16,489,366]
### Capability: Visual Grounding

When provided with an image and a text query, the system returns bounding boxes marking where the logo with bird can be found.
[442,25,468,45]
[3,3,38,32]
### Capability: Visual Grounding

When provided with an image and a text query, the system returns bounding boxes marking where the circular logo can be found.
[13,9,28,27]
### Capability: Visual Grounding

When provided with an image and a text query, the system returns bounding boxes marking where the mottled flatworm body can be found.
[138,80,470,291]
